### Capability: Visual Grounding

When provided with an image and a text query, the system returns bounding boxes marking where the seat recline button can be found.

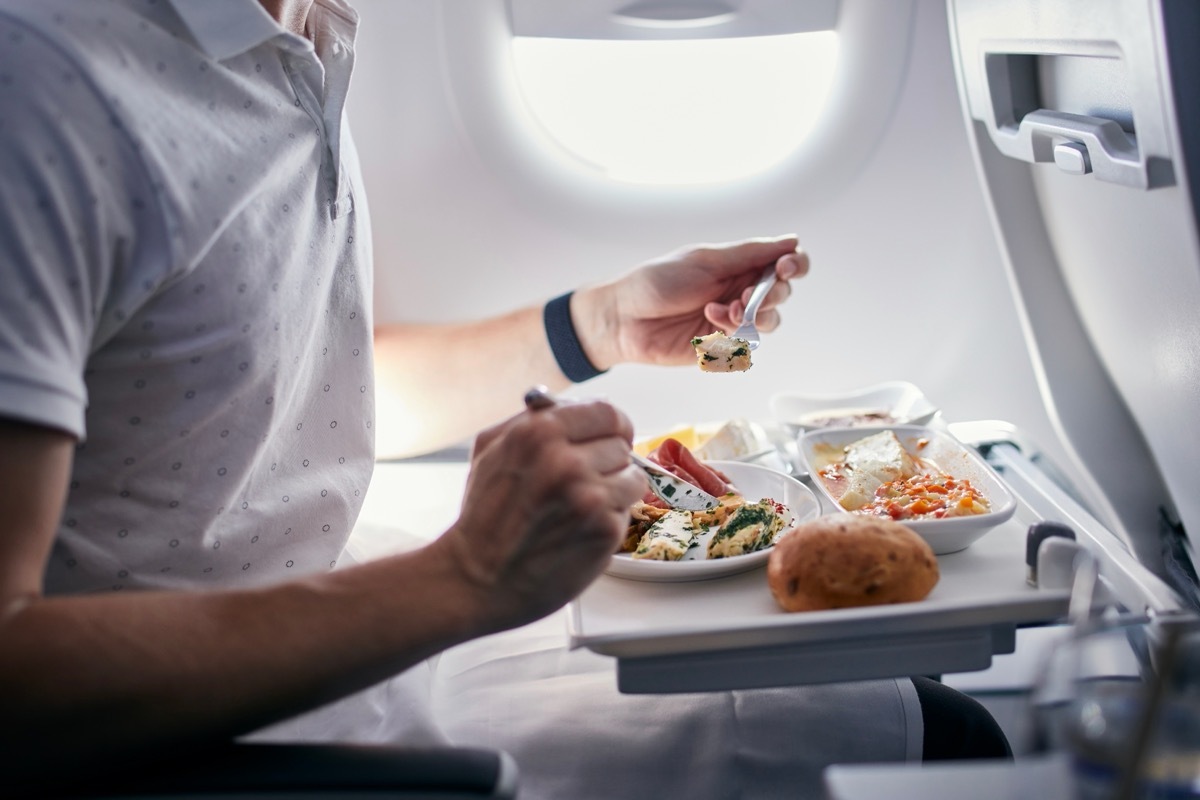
[1053,141,1092,175]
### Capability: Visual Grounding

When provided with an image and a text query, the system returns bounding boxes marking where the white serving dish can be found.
[797,425,1017,554]
[607,460,820,583]
[770,380,940,432]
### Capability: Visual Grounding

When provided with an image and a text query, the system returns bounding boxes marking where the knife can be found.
[630,452,721,511]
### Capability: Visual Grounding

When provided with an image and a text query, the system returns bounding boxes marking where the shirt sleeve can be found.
[0,14,158,439]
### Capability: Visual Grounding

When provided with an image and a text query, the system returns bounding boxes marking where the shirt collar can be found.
[167,0,304,60]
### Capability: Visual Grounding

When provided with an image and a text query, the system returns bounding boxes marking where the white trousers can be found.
[247,522,922,799]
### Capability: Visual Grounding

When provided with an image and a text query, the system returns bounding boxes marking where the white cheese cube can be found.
[695,418,763,461]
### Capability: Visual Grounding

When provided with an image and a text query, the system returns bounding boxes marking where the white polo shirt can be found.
[0,0,376,594]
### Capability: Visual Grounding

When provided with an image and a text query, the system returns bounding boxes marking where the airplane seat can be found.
[24,742,518,800]
[947,0,1200,589]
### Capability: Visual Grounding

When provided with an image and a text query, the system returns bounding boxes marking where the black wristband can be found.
[543,291,607,383]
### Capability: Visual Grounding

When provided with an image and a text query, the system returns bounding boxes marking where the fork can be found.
[523,385,719,511]
[728,265,778,351]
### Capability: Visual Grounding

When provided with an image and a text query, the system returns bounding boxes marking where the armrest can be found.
[40,743,518,799]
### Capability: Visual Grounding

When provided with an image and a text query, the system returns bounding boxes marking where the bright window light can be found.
[511,32,839,185]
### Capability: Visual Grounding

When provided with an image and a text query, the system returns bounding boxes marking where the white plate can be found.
[797,425,1018,554]
[769,381,939,432]
[606,460,820,583]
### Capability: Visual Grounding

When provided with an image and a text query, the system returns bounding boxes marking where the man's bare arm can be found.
[0,420,485,779]
[0,406,642,783]
[373,237,806,459]
[374,306,572,459]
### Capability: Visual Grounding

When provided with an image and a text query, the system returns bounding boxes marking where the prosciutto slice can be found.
[642,437,733,507]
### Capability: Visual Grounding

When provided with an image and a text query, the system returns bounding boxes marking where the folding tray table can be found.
[567,422,1182,694]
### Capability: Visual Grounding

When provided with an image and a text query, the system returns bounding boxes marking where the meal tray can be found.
[568,452,1073,694]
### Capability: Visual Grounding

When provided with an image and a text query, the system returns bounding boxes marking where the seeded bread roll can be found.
[767,515,939,612]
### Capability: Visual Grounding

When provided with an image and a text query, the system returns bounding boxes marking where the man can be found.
[0,0,809,784]
[0,0,1007,795]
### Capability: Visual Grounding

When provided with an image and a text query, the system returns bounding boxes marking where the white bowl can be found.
[797,425,1017,554]
[607,460,820,583]
[770,381,939,432]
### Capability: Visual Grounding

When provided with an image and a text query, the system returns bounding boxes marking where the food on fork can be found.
[690,331,751,373]
[767,516,939,612]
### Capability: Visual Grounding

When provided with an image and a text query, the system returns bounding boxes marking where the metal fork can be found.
[728,265,778,351]
[523,386,719,511]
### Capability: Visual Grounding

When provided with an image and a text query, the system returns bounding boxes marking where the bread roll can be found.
[767,515,938,612]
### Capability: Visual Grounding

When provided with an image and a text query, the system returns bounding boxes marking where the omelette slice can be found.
[707,498,790,559]
[691,331,752,373]
[632,509,699,561]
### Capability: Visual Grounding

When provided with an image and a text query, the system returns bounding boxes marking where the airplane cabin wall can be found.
[347,0,1076,484]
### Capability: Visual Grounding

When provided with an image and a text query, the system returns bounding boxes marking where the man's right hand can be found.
[0,399,645,782]
[435,397,646,635]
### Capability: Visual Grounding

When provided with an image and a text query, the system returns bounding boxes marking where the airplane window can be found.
[510,32,839,185]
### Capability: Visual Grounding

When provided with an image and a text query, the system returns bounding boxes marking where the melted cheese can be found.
[837,431,919,511]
